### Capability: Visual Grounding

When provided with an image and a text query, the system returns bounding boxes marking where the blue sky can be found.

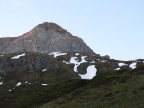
[0,0,144,60]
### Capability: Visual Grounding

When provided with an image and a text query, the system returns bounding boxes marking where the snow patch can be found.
[42,69,47,72]
[8,89,12,92]
[70,56,87,72]
[25,81,31,84]
[63,61,70,64]
[63,56,88,72]
[49,52,67,58]
[16,82,22,86]
[129,62,137,69]
[41,83,48,86]
[75,53,80,56]
[0,81,3,85]
[114,68,121,70]
[11,53,25,59]
[25,81,28,84]
[79,65,97,80]
[118,63,126,67]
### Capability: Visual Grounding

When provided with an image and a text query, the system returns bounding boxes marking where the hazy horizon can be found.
[0,0,144,60]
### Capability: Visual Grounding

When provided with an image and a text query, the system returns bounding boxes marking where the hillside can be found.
[0,22,144,108]
[39,66,144,108]
[1,63,144,108]
[0,51,144,108]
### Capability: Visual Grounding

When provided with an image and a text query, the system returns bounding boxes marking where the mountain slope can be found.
[1,64,144,108]
[39,67,144,108]
[0,22,144,108]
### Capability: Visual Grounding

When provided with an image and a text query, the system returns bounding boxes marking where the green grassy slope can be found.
[1,63,144,108]
[40,65,144,108]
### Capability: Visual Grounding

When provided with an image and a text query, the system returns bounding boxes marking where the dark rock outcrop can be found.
[0,52,79,84]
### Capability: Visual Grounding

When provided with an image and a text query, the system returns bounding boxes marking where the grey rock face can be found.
[0,37,17,54]
[0,54,58,75]
[0,22,94,54]
[102,55,110,59]
[0,53,80,83]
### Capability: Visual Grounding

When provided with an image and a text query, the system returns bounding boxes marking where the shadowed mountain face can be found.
[0,22,94,54]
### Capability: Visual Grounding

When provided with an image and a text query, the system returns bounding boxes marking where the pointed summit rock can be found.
[0,22,94,54]
[37,22,69,35]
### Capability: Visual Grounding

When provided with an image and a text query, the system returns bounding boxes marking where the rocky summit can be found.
[0,22,93,54]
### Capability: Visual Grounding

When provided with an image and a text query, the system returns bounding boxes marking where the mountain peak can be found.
[0,22,94,54]
[37,22,68,35]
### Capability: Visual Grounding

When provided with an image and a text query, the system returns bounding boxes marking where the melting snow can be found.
[41,83,48,86]
[69,56,87,72]
[63,56,88,72]
[129,62,137,69]
[16,82,22,86]
[63,61,70,64]
[25,81,31,84]
[0,81,3,85]
[49,52,67,58]
[114,68,121,70]
[42,69,47,72]
[79,65,97,80]
[8,89,12,92]
[75,53,80,56]
[25,81,28,83]
[118,63,126,67]
[11,53,25,59]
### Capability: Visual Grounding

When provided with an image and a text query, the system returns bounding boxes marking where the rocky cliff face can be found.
[0,52,79,85]
[0,37,17,54]
[0,22,94,54]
